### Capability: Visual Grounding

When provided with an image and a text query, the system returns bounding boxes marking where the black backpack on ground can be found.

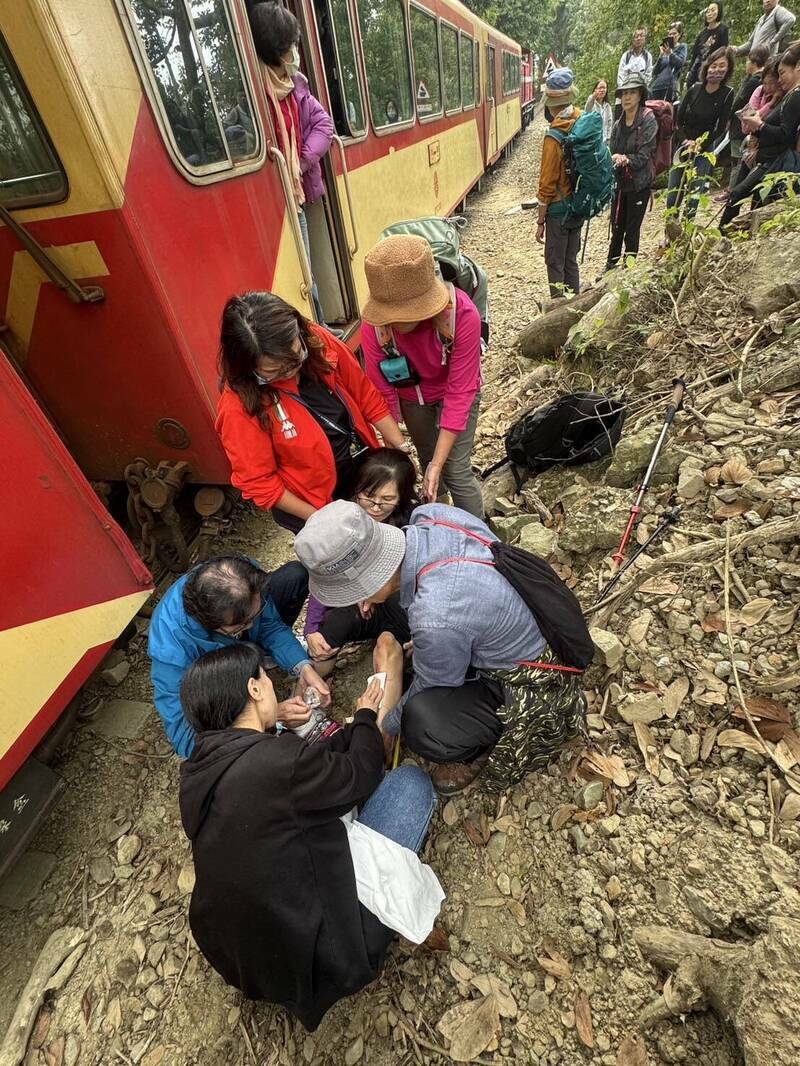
[420,517,594,670]
[484,391,625,485]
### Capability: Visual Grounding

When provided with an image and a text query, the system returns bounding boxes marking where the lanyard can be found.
[273,384,358,444]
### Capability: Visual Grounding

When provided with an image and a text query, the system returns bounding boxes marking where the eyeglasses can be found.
[254,339,308,385]
[357,492,399,512]
[219,595,265,638]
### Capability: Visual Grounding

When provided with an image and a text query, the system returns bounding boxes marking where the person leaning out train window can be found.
[249,2,335,328]
[215,292,406,533]
[360,235,485,519]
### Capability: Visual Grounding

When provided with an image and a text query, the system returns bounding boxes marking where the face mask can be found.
[254,339,308,385]
[707,67,726,82]
[284,46,300,77]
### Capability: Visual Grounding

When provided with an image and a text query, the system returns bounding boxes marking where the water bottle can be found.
[293,688,342,744]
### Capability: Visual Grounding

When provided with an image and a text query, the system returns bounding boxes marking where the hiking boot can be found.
[432,754,489,796]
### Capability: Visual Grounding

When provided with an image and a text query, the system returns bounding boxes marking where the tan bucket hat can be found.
[362,234,450,325]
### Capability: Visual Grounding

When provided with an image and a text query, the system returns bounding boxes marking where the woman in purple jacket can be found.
[250,2,334,326]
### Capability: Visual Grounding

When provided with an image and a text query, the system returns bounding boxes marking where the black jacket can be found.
[730,72,761,142]
[687,23,729,86]
[610,107,658,191]
[179,711,391,1030]
[677,82,734,148]
[756,87,800,164]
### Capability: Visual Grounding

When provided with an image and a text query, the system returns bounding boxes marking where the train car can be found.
[0,0,523,821]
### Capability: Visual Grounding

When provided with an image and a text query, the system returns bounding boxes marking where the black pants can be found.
[319,592,411,648]
[607,188,650,266]
[720,161,765,225]
[402,676,505,764]
[269,562,309,627]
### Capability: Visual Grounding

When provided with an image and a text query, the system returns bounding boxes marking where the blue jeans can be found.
[358,765,436,853]
[666,150,714,220]
[297,208,325,324]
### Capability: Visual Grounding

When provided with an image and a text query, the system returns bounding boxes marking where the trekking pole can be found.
[610,377,686,570]
[596,506,681,603]
[581,218,591,264]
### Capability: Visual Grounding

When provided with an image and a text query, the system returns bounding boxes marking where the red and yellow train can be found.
[0,0,534,823]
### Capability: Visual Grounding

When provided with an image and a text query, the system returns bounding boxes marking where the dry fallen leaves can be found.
[536,944,572,980]
[471,974,518,1018]
[717,728,764,753]
[574,990,594,1048]
[437,994,501,1062]
[580,748,631,788]
[735,696,791,724]
[663,676,690,720]
[633,721,660,776]
[463,812,490,847]
[713,501,750,520]
[617,1033,649,1065]
[450,958,474,984]
[739,597,774,626]
[720,457,752,485]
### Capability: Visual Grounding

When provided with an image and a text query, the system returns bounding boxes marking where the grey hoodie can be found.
[610,106,658,191]
[395,504,545,715]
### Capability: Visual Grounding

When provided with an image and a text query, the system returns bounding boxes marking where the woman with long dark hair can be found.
[216,292,406,532]
[664,46,735,233]
[304,448,420,670]
[686,2,729,87]
[721,41,800,224]
[584,79,613,142]
[178,640,440,1030]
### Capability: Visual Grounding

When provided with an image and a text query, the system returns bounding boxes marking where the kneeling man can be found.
[295,502,585,794]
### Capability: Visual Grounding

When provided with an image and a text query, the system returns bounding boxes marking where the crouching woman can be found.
[178,639,440,1029]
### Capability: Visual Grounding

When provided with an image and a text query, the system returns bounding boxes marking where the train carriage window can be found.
[441,23,460,113]
[474,40,480,105]
[459,33,474,108]
[0,33,67,208]
[356,0,414,130]
[410,6,442,119]
[121,0,260,178]
[325,0,366,136]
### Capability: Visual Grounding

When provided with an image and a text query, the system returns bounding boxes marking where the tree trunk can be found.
[634,918,800,1066]
[517,287,607,360]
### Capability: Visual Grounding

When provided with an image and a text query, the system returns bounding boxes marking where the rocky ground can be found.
[1,117,799,1066]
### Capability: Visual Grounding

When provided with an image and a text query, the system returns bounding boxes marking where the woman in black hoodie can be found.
[178,638,438,1030]
[686,1,729,87]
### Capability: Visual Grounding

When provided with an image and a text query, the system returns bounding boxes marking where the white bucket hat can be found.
[294,501,406,607]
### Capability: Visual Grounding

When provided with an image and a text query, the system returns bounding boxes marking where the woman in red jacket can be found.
[216,292,406,532]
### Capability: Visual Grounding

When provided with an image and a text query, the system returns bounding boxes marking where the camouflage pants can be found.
[479,652,587,792]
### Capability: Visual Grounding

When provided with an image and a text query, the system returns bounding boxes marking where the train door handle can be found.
[268,146,313,300]
[331,135,359,258]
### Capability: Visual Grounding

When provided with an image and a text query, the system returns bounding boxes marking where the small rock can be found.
[568,825,588,853]
[487,832,507,865]
[654,879,672,912]
[618,692,663,725]
[345,1036,363,1066]
[757,457,785,475]
[101,659,130,687]
[177,862,196,896]
[116,834,142,866]
[628,609,653,646]
[528,991,549,1014]
[145,984,167,1008]
[578,780,605,810]
[64,1034,81,1066]
[497,872,511,896]
[599,815,621,837]
[518,522,558,558]
[677,462,706,501]
[749,819,767,838]
[605,876,622,901]
[590,628,624,671]
[89,855,114,886]
[684,886,728,931]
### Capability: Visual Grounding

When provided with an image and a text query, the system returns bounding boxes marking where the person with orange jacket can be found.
[536,68,583,298]
[216,292,406,533]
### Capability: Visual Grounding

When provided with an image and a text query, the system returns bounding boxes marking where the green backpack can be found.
[545,110,615,229]
[379,216,490,343]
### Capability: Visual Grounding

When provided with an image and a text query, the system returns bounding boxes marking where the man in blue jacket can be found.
[149,556,329,758]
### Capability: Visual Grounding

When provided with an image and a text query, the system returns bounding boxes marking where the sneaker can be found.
[432,754,489,796]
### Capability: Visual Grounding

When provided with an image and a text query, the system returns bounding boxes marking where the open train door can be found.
[485,43,498,163]
[0,349,152,876]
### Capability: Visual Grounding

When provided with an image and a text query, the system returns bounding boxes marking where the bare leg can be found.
[374,632,404,763]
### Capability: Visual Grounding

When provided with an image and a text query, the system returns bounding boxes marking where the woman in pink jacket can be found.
[361,235,484,518]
